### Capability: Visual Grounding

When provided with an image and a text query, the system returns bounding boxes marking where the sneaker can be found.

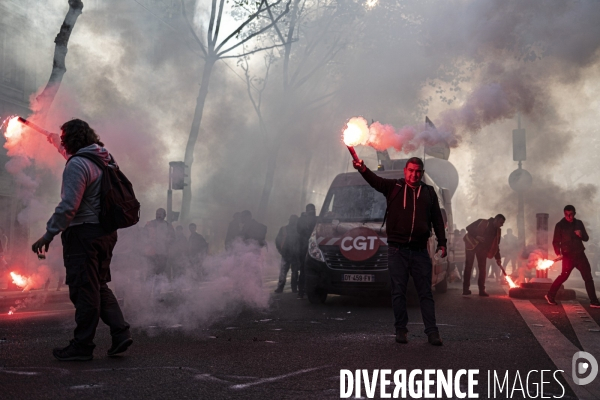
[545,294,557,305]
[427,331,443,346]
[479,291,490,297]
[395,331,408,344]
[590,302,600,309]
[273,288,283,294]
[107,337,133,357]
[462,289,471,296]
[53,340,93,361]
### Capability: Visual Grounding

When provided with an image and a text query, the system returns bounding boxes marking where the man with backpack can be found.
[32,119,134,361]
[274,215,300,293]
[353,157,446,346]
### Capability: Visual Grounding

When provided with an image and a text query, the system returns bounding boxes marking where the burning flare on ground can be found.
[10,272,28,288]
[9,266,51,293]
[7,267,52,315]
[10,271,33,292]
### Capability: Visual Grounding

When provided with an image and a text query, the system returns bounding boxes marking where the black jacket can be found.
[359,167,446,248]
[240,219,267,247]
[276,224,300,260]
[553,218,588,256]
[465,218,501,260]
[297,212,317,251]
[188,232,208,256]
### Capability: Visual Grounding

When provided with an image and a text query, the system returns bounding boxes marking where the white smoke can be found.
[112,237,275,330]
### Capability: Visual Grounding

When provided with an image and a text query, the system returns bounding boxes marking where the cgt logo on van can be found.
[339,227,381,261]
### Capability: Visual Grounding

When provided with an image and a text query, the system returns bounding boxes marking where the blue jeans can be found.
[388,247,438,334]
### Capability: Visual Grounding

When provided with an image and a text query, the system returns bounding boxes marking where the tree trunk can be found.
[256,141,282,221]
[299,150,313,209]
[35,0,84,117]
[181,56,217,221]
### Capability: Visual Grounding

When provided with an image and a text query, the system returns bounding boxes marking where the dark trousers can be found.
[503,256,517,274]
[549,252,599,302]
[298,247,308,294]
[62,224,130,351]
[277,256,299,291]
[464,249,488,291]
[388,247,438,334]
[487,258,501,280]
[147,254,169,276]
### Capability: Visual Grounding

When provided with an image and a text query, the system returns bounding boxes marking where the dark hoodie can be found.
[43,144,114,241]
[553,218,589,256]
[359,167,446,249]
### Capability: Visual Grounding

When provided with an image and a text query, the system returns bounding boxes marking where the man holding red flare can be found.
[462,214,505,296]
[546,205,600,307]
[31,119,133,361]
[352,156,447,346]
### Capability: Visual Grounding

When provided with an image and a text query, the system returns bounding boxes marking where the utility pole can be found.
[509,114,531,249]
[168,161,187,223]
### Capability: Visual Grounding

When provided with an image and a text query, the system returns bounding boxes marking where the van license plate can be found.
[343,274,375,282]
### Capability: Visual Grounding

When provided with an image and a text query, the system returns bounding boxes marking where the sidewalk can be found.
[0,288,70,311]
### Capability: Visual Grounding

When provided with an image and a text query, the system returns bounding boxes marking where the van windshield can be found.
[320,185,387,221]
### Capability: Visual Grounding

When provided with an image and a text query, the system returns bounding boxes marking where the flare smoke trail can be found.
[342,116,458,154]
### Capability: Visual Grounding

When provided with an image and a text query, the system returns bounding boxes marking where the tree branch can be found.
[211,0,226,45]
[215,0,289,53]
[265,0,286,44]
[219,41,292,59]
[207,0,218,47]
[292,37,343,89]
[35,0,84,115]
[181,0,208,57]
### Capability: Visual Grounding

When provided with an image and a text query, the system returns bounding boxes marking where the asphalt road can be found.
[1,274,600,400]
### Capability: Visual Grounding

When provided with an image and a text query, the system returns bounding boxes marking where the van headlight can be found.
[308,231,325,262]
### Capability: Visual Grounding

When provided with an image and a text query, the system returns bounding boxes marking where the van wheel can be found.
[307,289,327,304]
[435,276,448,293]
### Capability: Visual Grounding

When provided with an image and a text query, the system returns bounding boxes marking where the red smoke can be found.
[342,116,458,153]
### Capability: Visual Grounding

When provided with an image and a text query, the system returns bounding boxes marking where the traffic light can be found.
[170,161,187,190]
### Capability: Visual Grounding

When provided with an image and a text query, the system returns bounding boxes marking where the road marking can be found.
[509,297,600,399]
[0,367,70,376]
[70,383,103,389]
[230,366,329,390]
[0,370,39,375]
[563,301,600,355]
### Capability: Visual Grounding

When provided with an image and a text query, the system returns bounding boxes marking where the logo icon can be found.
[339,227,381,262]
[572,351,598,385]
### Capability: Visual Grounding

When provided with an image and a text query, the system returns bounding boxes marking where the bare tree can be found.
[178,0,292,221]
[35,0,84,119]
[253,0,352,220]
[238,50,275,145]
